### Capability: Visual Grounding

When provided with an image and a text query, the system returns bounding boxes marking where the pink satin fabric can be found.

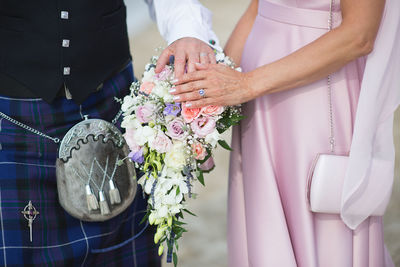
[228,1,395,266]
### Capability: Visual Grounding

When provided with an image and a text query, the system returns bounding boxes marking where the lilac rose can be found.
[136,103,156,123]
[190,116,216,138]
[166,118,187,140]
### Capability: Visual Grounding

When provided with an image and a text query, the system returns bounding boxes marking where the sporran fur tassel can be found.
[108,180,121,205]
[85,184,99,211]
[99,191,110,215]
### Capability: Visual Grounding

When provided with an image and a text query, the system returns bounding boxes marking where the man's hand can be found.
[155,37,216,79]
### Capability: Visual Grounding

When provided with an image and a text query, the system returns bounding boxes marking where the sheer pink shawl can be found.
[341,0,400,229]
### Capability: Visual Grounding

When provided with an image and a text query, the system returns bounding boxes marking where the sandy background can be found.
[127,1,400,266]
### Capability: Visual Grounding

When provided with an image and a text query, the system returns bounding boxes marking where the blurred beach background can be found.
[126,1,400,266]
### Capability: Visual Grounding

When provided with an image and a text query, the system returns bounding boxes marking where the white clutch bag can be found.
[307,154,347,214]
[307,153,386,216]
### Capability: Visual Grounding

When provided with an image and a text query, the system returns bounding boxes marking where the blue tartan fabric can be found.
[0,62,161,267]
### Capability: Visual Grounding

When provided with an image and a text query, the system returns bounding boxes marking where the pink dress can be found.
[228,1,395,266]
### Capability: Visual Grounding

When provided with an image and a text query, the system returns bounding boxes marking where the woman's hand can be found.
[170,63,256,108]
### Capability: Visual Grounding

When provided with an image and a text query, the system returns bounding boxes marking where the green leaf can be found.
[218,140,232,151]
[197,171,205,186]
[139,209,151,225]
[173,252,178,267]
[177,211,184,219]
[173,220,187,226]
[216,111,245,133]
[183,209,197,217]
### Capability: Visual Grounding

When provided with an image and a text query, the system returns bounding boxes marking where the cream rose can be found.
[164,142,187,171]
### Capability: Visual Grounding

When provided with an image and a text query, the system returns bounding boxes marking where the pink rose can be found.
[192,142,206,160]
[181,106,201,123]
[166,118,187,140]
[124,128,141,153]
[136,103,156,123]
[190,116,216,138]
[201,105,224,116]
[154,67,173,81]
[140,81,155,95]
[151,131,172,153]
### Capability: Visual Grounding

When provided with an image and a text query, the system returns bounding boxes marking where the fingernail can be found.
[173,96,180,101]
[195,62,203,66]
[169,88,176,93]
[185,103,192,108]
[171,79,179,84]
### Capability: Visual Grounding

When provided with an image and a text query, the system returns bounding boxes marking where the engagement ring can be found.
[198,89,206,98]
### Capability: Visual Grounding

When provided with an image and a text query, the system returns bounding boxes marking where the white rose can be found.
[164,142,187,171]
[142,68,156,83]
[151,82,169,99]
[121,115,141,129]
[205,129,221,147]
[121,95,137,114]
[163,93,173,103]
[134,125,157,146]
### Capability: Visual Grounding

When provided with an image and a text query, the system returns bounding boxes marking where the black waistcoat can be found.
[0,0,131,103]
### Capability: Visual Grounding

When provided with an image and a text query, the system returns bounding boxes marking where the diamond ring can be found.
[198,89,206,98]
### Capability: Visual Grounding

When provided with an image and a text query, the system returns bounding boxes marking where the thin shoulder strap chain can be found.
[327,0,336,153]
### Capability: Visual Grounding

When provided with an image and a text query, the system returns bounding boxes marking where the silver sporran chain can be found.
[0,111,61,144]
[0,105,122,144]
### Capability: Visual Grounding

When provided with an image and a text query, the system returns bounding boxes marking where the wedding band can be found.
[198,89,206,98]
[200,52,208,57]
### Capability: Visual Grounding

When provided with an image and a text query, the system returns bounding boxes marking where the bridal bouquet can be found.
[120,52,242,266]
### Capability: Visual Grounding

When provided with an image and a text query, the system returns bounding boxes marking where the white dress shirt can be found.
[145,0,222,51]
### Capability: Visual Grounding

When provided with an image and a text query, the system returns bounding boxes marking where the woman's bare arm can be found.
[171,0,385,108]
[247,0,385,97]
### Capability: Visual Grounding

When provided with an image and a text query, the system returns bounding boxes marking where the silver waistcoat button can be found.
[61,11,69,19]
[62,39,70,47]
[63,67,70,75]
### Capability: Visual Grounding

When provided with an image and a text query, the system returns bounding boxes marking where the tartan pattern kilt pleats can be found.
[0,62,161,267]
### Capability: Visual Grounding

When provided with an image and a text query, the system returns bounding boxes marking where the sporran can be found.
[0,110,137,222]
[56,117,137,222]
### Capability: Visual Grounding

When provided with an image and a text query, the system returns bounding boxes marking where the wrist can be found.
[245,68,275,99]
[243,71,261,100]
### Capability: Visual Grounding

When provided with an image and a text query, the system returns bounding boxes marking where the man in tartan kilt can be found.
[0,0,219,266]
